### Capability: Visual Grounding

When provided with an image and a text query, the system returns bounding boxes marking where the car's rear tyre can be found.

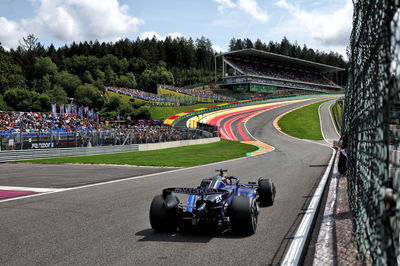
[230,196,258,235]
[258,178,275,207]
[149,195,178,233]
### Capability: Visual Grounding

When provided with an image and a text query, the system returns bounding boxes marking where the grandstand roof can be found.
[217,48,345,73]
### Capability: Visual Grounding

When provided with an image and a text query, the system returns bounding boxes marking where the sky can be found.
[0,0,353,57]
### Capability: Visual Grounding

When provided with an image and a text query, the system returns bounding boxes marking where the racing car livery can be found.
[149,169,276,235]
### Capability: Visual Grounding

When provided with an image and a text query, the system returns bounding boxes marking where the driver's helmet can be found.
[222,174,231,185]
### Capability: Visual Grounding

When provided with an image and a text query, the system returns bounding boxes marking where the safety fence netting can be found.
[345,1,399,264]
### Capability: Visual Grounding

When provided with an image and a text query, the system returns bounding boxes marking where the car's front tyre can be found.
[258,178,276,207]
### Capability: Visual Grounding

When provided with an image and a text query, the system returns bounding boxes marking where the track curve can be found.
[0,96,336,265]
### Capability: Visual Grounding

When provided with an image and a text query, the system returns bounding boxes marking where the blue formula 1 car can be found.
[149,169,276,235]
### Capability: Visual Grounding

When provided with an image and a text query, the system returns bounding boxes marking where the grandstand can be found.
[216,49,344,93]
[105,87,179,106]
[157,84,235,102]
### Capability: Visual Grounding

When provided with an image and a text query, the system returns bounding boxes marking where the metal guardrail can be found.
[0,144,139,162]
[331,99,343,133]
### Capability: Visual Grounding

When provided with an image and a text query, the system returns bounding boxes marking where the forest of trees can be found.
[228,37,347,68]
[0,34,347,115]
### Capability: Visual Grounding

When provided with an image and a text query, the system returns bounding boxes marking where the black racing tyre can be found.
[258,178,276,207]
[230,196,258,235]
[149,195,178,233]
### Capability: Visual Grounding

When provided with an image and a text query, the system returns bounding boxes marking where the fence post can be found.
[50,128,53,148]
[20,129,23,150]
[75,129,77,148]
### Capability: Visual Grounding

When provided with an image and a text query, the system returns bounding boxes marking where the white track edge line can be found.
[0,186,62,193]
[281,148,336,265]
[318,102,330,145]
[279,99,338,265]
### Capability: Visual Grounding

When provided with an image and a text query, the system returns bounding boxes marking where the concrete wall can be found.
[138,137,220,151]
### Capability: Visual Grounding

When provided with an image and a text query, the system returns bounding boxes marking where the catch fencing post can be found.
[20,129,23,150]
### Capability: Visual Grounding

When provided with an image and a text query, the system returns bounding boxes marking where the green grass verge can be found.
[278,100,330,140]
[149,104,214,120]
[330,102,342,133]
[22,139,257,167]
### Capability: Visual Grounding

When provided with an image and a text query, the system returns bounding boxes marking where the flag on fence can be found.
[71,105,77,115]
[60,104,64,115]
[66,105,71,115]
[89,109,94,120]
[52,104,57,115]
[84,106,89,118]
[78,106,83,118]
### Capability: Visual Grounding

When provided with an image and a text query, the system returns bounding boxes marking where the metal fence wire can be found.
[345,1,399,264]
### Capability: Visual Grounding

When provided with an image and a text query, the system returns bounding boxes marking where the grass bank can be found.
[278,100,330,140]
[149,104,214,120]
[22,139,256,167]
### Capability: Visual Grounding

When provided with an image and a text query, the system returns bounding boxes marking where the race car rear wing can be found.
[162,187,228,197]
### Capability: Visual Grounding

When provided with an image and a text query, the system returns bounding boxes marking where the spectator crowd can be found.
[159,85,235,101]
[0,111,212,150]
[0,111,96,135]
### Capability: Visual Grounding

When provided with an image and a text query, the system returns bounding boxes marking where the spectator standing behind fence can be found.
[337,132,348,174]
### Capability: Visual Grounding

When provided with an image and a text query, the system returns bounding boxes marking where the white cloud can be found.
[0,0,144,49]
[213,0,236,13]
[275,0,352,48]
[212,44,224,53]
[0,17,27,49]
[212,0,268,23]
[140,31,184,40]
[237,0,268,23]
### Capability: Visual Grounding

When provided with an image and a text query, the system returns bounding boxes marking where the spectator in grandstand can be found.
[0,111,95,135]
[158,84,235,101]
[0,111,211,147]
[105,87,178,104]
[226,58,340,88]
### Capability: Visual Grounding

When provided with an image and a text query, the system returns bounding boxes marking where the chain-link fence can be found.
[345,1,399,264]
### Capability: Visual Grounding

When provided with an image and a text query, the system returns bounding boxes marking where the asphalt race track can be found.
[0,96,338,265]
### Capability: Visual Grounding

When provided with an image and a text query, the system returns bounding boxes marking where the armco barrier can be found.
[0,145,139,163]
[138,137,220,151]
[0,137,221,163]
